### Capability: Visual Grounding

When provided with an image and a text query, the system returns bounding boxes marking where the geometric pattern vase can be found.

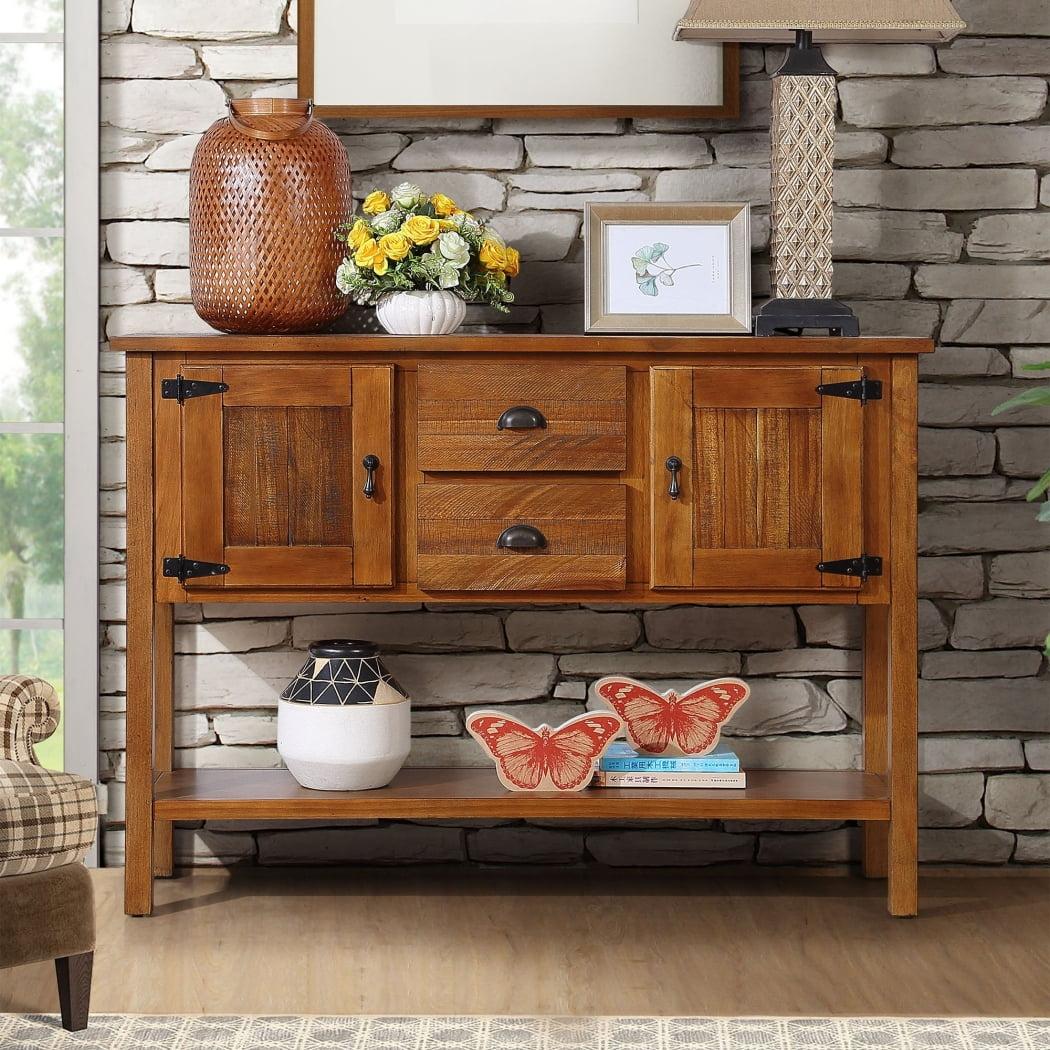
[278,639,411,790]
[281,640,408,707]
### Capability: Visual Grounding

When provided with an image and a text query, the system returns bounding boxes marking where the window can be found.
[0,1,98,786]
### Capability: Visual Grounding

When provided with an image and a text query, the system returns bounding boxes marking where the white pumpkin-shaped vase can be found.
[375,289,466,335]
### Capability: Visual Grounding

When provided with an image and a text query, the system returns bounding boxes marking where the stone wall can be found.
[99,0,1050,868]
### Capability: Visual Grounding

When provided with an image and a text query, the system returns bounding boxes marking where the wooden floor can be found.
[3,868,1049,1017]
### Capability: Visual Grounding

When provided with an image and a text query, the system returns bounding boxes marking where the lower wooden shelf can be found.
[154,768,890,823]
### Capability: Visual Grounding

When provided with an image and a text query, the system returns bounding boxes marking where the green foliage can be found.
[0,47,63,229]
[0,36,64,671]
[993,363,1050,508]
[995,362,1050,658]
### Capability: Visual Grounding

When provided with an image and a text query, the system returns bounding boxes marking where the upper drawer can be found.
[417,363,627,472]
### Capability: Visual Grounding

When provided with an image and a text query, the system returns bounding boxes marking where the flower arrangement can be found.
[335,183,519,313]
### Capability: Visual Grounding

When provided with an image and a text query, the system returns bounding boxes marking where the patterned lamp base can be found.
[755,37,860,337]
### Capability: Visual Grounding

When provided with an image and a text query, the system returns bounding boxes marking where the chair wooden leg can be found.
[55,951,93,1032]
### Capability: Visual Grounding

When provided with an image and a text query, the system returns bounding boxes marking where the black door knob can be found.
[666,456,683,501]
[362,455,380,500]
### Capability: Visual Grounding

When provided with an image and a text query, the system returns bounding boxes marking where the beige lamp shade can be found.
[675,0,966,42]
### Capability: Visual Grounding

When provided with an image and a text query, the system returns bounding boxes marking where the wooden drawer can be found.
[417,363,627,472]
[417,482,627,591]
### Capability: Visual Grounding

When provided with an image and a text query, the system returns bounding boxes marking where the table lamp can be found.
[676,1,965,336]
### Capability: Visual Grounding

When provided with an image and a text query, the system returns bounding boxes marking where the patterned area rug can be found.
[2,1016,1049,1049]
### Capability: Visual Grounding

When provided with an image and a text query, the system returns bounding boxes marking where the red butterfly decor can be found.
[594,676,750,757]
[466,710,624,792]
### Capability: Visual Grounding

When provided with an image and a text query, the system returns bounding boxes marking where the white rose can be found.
[438,266,461,290]
[335,260,358,294]
[437,232,471,270]
[372,208,402,234]
[391,182,424,209]
[453,212,482,236]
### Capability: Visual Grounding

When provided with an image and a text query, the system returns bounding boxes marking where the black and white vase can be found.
[278,640,410,791]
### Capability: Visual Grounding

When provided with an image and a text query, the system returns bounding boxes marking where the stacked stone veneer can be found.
[99,0,1050,869]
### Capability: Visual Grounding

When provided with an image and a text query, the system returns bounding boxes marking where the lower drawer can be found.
[417,483,627,592]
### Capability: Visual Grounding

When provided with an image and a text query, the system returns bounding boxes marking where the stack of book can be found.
[594,742,745,789]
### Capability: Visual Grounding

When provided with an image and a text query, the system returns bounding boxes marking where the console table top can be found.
[109,333,934,355]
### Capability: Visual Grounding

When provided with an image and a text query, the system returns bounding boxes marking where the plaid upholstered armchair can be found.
[0,675,98,1031]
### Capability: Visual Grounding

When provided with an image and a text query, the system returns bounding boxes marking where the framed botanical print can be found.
[297,0,740,119]
[585,203,752,334]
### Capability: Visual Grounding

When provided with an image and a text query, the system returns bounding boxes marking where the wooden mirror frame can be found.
[296,0,740,120]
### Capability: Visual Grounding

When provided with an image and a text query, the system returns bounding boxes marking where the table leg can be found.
[862,604,890,879]
[153,602,175,878]
[125,355,155,917]
[888,357,919,918]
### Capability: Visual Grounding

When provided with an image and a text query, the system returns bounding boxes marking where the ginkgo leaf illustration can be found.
[628,244,702,298]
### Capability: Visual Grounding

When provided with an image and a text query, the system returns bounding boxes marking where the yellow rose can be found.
[503,246,521,279]
[347,219,371,251]
[362,191,390,216]
[402,215,441,246]
[378,232,411,261]
[431,193,459,218]
[437,219,457,232]
[354,238,389,276]
[479,239,509,273]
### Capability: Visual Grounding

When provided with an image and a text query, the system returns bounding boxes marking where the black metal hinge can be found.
[163,556,230,583]
[161,376,229,404]
[817,555,884,581]
[817,378,883,404]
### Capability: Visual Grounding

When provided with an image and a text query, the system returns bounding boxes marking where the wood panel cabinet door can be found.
[175,364,395,589]
[650,366,867,591]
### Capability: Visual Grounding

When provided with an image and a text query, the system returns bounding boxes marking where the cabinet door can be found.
[651,366,865,591]
[179,364,394,589]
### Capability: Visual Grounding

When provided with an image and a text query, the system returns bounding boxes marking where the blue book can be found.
[599,742,740,773]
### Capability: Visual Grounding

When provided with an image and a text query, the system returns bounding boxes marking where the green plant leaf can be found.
[650,242,670,263]
[1023,361,1050,372]
[638,276,659,297]
[1037,501,1050,523]
[992,387,1050,415]
[632,254,651,275]
[1027,469,1050,503]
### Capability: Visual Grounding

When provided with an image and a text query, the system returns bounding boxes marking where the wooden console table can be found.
[112,334,930,917]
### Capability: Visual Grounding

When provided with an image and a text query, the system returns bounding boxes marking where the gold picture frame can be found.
[297,0,740,120]
[585,202,753,335]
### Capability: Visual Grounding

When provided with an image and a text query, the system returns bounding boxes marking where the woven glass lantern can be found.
[676,1,965,336]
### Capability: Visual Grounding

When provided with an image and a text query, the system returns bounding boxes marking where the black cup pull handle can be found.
[362,454,380,500]
[666,456,683,501]
[496,525,548,551]
[497,406,547,431]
